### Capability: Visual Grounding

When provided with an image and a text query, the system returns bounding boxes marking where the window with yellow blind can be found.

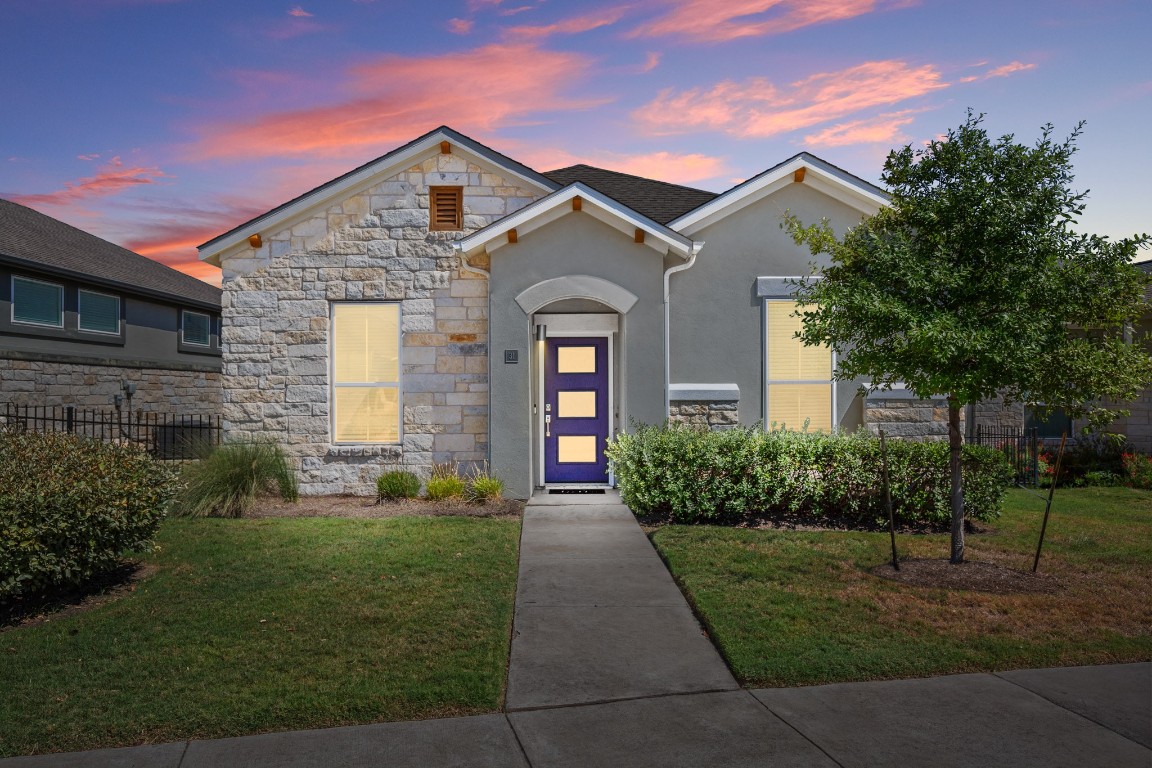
[331,303,401,443]
[765,300,834,432]
[429,186,463,231]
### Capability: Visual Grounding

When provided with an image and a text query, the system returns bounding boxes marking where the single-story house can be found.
[198,126,1077,497]
[0,198,223,411]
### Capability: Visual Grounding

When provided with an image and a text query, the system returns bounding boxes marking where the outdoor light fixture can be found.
[535,324,547,341]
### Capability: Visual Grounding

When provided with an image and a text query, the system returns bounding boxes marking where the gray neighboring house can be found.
[0,199,222,411]
[196,126,1055,498]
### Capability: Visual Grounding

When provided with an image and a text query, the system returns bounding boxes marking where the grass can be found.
[0,515,520,757]
[651,486,1152,688]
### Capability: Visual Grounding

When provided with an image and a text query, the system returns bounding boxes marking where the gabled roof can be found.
[543,165,718,225]
[1134,258,1152,275]
[455,182,701,261]
[0,198,221,310]
[669,152,889,235]
[198,126,559,265]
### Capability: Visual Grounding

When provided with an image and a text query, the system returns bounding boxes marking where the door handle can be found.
[545,414,551,438]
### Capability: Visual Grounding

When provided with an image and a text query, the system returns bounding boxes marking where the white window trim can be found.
[11,275,64,329]
[763,296,837,432]
[78,288,121,336]
[181,309,212,347]
[329,301,403,445]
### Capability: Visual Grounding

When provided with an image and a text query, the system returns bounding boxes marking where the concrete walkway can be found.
[5,491,1151,767]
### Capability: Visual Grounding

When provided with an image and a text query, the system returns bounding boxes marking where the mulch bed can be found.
[871,558,1061,595]
[247,495,524,519]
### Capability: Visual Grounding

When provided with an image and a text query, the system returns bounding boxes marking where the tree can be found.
[785,112,1151,564]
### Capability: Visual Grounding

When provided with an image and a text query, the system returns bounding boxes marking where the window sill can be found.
[327,444,403,457]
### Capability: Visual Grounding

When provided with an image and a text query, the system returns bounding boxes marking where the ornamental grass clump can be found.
[174,440,298,518]
[425,461,466,501]
[0,429,177,602]
[605,423,1012,528]
[466,464,505,503]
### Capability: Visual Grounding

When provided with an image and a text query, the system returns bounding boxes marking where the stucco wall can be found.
[218,150,543,495]
[488,212,668,497]
[669,182,871,429]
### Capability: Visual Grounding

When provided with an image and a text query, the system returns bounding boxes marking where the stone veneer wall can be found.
[863,397,957,441]
[220,152,541,495]
[0,357,221,411]
[668,400,739,430]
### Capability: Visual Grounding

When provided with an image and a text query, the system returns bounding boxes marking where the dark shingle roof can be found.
[1134,259,1152,274]
[543,165,718,225]
[0,198,220,310]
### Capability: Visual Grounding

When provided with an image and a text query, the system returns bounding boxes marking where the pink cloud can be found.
[77,153,101,161]
[514,145,730,186]
[631,0,912,42]
[503,7,628,39]
[639,51,661,72]
[189,44,603,160]
[500,4,539,15]
[803,111,918,146]
[985,61,1036,78]
[634,60,947,138]
[287,5,312,17]
[6,157,172,207]
[448,17,473,34]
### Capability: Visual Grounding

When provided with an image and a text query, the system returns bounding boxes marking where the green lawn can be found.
[652,486,1152,688]
[0,515,520,757]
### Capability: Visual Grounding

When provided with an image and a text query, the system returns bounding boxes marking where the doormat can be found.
[548,489,606,494]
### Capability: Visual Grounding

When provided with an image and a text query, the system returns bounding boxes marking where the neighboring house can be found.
[0,199,223,411]
[196,127,1021,497]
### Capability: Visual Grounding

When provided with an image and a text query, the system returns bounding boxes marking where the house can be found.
[0,199,223,411]
[197,127,1019,497]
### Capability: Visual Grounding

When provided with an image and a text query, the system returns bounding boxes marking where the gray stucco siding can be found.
[668,183,867,429]
[488,212,668,497]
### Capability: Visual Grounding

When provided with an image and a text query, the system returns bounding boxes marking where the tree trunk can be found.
[948,396,965,564]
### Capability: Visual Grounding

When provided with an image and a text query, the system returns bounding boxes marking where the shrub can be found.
[1121,453,1152,490]
[466,465,505,503]
[0,429,177,602]
[605,423,1013,528]
[376,470,422,501]
[174,440,298,518]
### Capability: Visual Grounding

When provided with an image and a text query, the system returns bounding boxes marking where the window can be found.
[78,289,120,334]
[765,300,833,432]
[332,303,401,443]
[12,276,63,327]
[429,187,463,231]
[182,310,212,346]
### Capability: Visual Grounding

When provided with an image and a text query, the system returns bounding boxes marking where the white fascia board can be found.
[671,156,889,236]
[455,183,699,260]
[200,130,554,265]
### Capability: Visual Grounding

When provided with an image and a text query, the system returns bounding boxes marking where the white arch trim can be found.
[515,275,638,315]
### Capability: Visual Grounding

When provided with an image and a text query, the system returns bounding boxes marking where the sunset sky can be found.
[2,0,1149,285]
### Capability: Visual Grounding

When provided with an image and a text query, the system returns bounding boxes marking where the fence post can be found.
[65,405,75,433]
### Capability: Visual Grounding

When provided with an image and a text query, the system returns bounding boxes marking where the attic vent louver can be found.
[429,186,463,231]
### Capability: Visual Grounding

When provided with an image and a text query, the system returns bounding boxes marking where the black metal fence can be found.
[970,424,1040,486]
[1,403,221,460]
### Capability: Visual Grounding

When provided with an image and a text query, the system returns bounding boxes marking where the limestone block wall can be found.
[862,397,957,441]
[668,400,739,431]
[220,152,542,495]
[0,357,221,411]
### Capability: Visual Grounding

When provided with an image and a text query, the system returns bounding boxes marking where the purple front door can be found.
[544,337,610,484]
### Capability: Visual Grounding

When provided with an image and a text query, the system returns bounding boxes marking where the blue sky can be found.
[2,0,1149,283]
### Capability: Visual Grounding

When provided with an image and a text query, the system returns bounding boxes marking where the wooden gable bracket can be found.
[440,140,452,154]
[634,228,645,244]
[793,167,806,183]
[572,196,582,211]
[248,233,262,248]
[507,228,518,244]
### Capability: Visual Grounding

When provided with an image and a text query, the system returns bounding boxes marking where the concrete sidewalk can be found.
[4,490,1150,767]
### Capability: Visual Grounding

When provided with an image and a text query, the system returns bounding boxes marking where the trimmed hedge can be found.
[605,424,1013,527]
[0,430,178,602]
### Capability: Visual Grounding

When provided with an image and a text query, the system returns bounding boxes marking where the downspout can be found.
[663,242,703,416]
[453,245,492,467]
